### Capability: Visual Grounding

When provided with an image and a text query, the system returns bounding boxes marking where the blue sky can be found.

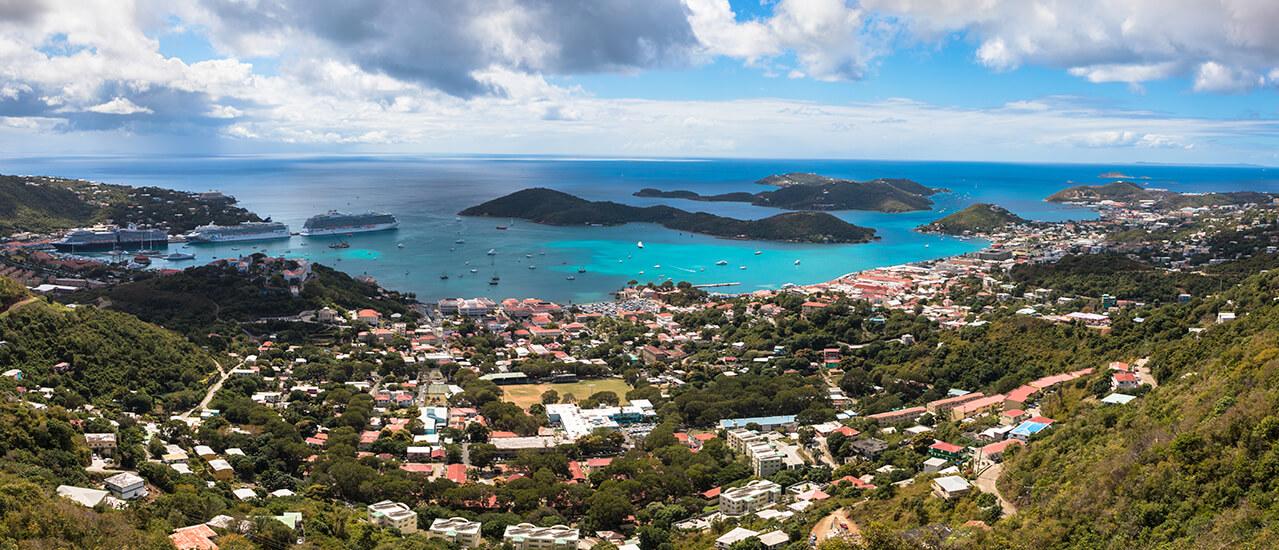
[1,0,1278,164]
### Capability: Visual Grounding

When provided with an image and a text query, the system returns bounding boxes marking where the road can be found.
[975,463,1017,517]
[1134,357,1158,388]
[182,360,232,419]
[811,506,860,544]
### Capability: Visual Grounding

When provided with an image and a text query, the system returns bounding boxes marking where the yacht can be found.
[163,251,196,261]
[794,260,801,265]
[487,249,497,255]
[637,241,644,248]
[716,260,728,265]
[566,276,575,280]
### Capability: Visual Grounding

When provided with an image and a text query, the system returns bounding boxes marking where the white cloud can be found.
[85,97,152,114]
[1192,61,1265,94]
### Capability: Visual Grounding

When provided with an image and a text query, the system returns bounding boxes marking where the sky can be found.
[2,0,1279,164]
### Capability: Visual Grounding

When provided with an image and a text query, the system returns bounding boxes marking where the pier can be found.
[693,282,740,288]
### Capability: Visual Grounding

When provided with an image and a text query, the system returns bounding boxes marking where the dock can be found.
[693,282,740,288]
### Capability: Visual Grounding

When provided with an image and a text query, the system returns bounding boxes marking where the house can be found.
[57,485,113,508]
[368,501,419,534]
[868,406,926,426]
[999,409,1028,426]
[973,439,1024,469]
[84,433,117,456]
[207,458,234,481]
[949,394,1006,421]
[931,475,972,500]
[503,523,579,550]
[925,392,985,417]
[1008,420,1052,442]
[428,517,482,548]
[716,527,759,550]
[170,524,219,550]
[927,441,966,462]
[103,472,147,500]
[923,457,948,474]
[1111,372,1139,390]
[849,438,889,460]
[358,309,383,325]
[758,530,790,550]
[194,445,217,460]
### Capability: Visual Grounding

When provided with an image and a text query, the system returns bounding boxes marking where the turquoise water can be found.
[5,155,1276,304]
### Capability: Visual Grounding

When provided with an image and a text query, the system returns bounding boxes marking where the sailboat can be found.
[487,249,497,255]
[637,241,644,248]
[577,266,586,273]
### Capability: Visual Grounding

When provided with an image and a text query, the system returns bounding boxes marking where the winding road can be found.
[975,463,1018,516]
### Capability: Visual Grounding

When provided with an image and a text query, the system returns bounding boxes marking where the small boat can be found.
[133,255,151,265]
[654,265,661,268]
[470,269,478,273]
[526,254,532,258]
[566,276,575,280]
[164,251,196,260]
[346,233,353,237]
[716,260,728,265]
[450,247,455,251]
[755,250,762,255]
[491,274,500,281]
[440,273,449,279]
[489,280,498,285]
[539,251,545,255]
[456,217,462,221]
[230,247,239,251]
[487,249,497,255]
[397,243,405,248]
[455,239,465,244]
[794,260,801,265]
[637,241,644,248]
[740,266,747,270]
[577,266,585,273]
[496,226,508,230]
[528,265,537,269]
[639,271,645,274]
[329,242,349,249]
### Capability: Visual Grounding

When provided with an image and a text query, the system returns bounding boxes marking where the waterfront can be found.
[6,155,1277,303]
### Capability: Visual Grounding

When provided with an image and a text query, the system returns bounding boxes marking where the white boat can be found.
[637,241,644,248]
[163,251,196,260]
[528,265,536,269]
[397,243,404,248]
[740,266,747,270]
[755,250,762,255]
[487,249,497,255]
[470,269,478,273]
[794,260,801,265]
[716,260,728,265]
[455,239,465,243]
[654,265,661,268]
[566,276,575,280]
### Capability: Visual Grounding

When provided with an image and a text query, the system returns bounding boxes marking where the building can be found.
[999,409,1028,426]
[716,527,759,550]
[169,524,219,550]
[1008,420,1052,442]
[84,433,117,456]
[868,406,926,426]
[368,501,419,534]
[928,441,966,462]
[973,439,1024,469]
[503,523,579,550]
[57,485,113,508]
[949,394,1006,421]
[849,438,889,460]
[1111,372,1139,390]
[931,475,972,500]
[427,517,482,548]
[925,392,984,417]
[718,415,798,432]
[103,472,147,500]
[923,457,948,474]
[720,480,782,516]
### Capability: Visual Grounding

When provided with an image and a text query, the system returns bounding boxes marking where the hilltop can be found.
[633,172,945,213]
[919,203,1028,234]
[461,187,877,243]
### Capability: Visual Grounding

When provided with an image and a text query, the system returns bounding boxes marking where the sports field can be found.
[503,378,633,409]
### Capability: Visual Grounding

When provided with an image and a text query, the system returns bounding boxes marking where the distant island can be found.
[1046,180,1272,208]
[1099,172,1132,179]
[633,172,946,213]
[919,203,1028,234]
[460,188,877,243]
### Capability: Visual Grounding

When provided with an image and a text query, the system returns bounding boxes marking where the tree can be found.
[587,491,633,530]
[541,389,560,404]
[636,525,669,550]
[470,443,498,469]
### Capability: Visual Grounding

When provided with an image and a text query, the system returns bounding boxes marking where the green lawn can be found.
[503,378,634,409]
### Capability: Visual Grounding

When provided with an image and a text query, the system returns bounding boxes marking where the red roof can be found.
[1027,416,1055,425]
[701,487,721,499]
[833,426,859,437]
[446,463,468,484]
[1002,409,1024,417]
[586,458,613,468]
[169,525,218,550]
[489,431,518,438]
[930,441,965,454]
[692,433,717,441]
[980,439,1023,455]
[1113,372,1137,382]
[401,463,433,473]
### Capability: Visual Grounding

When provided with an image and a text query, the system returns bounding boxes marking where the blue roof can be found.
[720,415,797,429]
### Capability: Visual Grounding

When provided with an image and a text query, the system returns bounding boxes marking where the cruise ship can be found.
[52,224,168,252]
[186,220,290,243]
[299,210,399,236]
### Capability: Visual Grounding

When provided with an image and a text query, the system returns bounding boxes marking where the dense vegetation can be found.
[1009,253,1220,303]
[919,203,1028,234]
[0,300,217,412]
[634,173,942,213]
[0,175,98,234]
[461,188,877,243]
[1153,190,1272,209]
[61,259,417,336]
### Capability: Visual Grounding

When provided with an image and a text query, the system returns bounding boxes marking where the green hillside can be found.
[0,175,97,234]
[635,173,943,213]
[460,187,877,243]
[1154,191,1272,209]
[920,203,1027,234]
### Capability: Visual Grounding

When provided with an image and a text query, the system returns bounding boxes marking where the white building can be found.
[368,501,419,534]
[103,472,147,500]
[427,517,482,548]
[503,523,579,550]
[720,480,782,516]
[716,527,759,549]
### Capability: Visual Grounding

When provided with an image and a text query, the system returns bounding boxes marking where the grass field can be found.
[503,378,634,409]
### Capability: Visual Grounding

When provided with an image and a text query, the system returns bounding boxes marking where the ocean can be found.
[6,155,1278,304]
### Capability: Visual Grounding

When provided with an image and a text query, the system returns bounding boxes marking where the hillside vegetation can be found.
[634,173,943,213]
[0,175,97,234]
[461,188,877,243]
[1044,181,1155,203]
[920,203,1028,234]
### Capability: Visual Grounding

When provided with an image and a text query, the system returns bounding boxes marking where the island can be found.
[459,187,877,243]
[1099,172,1133,179]
[1046,180,1272,208]
[918,203,1028,234]
[632,172,946,213]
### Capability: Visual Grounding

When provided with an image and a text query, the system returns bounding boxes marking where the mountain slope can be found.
[1044,181,1153,203]
[920,203,1027,234]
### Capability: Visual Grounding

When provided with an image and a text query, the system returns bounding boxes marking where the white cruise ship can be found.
[299,210,399,236]
[186,221,290,243]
